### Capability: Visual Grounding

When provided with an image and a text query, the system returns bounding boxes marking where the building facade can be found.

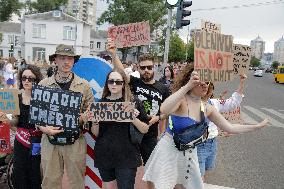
[90,30,107,56]
[0,22,22,58]
[68,0,97,28]
[21,10,91,63]
[250,35,265,59]
[274,36,284,65]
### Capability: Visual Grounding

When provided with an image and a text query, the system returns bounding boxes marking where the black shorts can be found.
[98,167,137,189]
[140,136,157,165]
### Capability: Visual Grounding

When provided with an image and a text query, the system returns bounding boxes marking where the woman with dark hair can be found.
[159,66,174,91]
[91,69,149,189]
[12,65,43,189]
[143,64,268,189]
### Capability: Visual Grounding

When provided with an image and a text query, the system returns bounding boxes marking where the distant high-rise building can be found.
[250,35,265,59]
[67,0,97,28]
[274,36,284,65]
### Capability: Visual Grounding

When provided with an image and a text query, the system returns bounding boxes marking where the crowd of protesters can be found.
[0,40,269,189]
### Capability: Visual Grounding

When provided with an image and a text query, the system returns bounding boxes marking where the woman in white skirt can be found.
[143,64,269,189]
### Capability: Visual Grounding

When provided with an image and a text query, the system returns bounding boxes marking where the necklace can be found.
[56,72,72,83]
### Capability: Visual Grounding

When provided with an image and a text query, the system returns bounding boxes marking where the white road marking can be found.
[204,183,235,189]
[241,111,258,124]
[261,108,284,120]
[243,106,284,128]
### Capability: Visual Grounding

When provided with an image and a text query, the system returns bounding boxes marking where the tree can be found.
[29,0,68,13]
[250,56,261,67]
[272,61,280,69]
[186,40,194,62]
[0,0,22,22]
[168,33,186,62]
[97,0,167,61]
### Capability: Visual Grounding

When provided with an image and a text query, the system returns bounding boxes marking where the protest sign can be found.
[201,20,221,34]
[194,30,234,82]
[0,89,20,116]
[29,85,82,132]
[233,44,252,75]
[108,21,151,48]
[0,122,11,153]
[221,106,243,124]
[88,102,135,122]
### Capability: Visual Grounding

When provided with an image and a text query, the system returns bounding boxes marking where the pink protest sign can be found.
[108,21,151,48]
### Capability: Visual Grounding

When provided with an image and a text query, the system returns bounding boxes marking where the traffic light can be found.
[176,0,192,29]
[10,43,14,51]
[166,0,179,8]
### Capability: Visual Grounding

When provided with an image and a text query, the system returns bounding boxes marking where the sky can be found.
[96,0,284,53]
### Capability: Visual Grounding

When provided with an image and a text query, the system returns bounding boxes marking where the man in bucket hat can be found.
[38,44,94,189]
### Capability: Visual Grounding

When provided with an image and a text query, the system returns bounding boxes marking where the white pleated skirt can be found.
[143,133,204,189]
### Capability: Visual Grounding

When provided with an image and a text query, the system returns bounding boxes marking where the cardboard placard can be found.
[0,122,12,153]
[29,85,83,132]
[0,89,20,116]
[108,21,151,48]
[88,102,135,122]
[194,30,234,82]
[221,106,243,124]
[233,44,252,75]
[201,20,221,34]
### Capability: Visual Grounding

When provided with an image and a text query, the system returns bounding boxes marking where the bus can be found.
[273,66,284,83]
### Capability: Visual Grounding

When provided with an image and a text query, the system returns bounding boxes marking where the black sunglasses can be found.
[107,80,124,85]
[139,65,153,71]
[21,76,36,82]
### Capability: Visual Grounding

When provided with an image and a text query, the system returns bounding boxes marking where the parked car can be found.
[265,68,273,73]
[273,66,284,83]
[254,70,263,77]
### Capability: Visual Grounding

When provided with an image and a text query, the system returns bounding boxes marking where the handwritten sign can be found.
[0,122,11,153]
[29,85,83,132]
[233,44,252,75]
[221,106,243,124]
[88,102,135,122]
[0,89,20,116]
[201,20,221,34]
[108,21,151,48]
[194,30,234,82]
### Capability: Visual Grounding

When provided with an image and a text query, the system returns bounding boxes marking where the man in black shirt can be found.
[106,39,170,165]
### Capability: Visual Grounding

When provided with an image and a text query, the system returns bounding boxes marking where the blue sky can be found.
[96,0,284,52]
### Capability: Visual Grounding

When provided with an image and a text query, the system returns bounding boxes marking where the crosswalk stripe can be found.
[243,106,284,128]
[261,108,284,121]
[241,111,258,124]
[204,183,235,189]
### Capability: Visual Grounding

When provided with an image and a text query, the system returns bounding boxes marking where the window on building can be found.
[32,47,46,61]
[9,51,14,57]
[32,24,46,38]
[0,49,3,57]
[53,10,61,17]
[90,41,94,49]
[63,26,75,40]
[8,35,14,44]
[18,51,21,57]
[97,42,101,49]
[15,36,20,46]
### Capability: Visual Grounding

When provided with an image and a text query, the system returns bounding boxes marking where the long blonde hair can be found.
[102,68,133,102]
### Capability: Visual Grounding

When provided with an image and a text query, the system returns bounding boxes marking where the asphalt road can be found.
[206,71,284,189]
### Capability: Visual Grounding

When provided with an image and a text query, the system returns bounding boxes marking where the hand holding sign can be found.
[39,125,64,136]
[106,38,117,56]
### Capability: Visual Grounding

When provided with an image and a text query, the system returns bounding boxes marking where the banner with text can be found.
[233,44,252,75]
[0,122,11,153]
[29,85,83,132]
[108,21,151,48]
[194,30,234,82]
[221,106,243,124]
[0,89,20,117]
[201,20,221,34]
[88,102,135,122]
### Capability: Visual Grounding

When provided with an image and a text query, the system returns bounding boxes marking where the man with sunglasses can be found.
[37,44,94,189]
[106,39,170,167]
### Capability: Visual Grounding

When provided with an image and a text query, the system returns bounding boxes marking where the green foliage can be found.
[168,33,186,62]
[250,56,261,67]
[271,61,280,69]
[186,40,194,62]
[29,0,68,13]
[0,0,22,22]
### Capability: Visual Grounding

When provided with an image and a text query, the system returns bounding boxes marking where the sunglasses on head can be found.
[21,76,36,82]
[107,80,124,85]
[139,65,153,71]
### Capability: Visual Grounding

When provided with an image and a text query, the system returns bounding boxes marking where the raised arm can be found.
[236,74,247,95]
[207,105,268,134]
[106,38,130,83]
[160,72,199,115]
